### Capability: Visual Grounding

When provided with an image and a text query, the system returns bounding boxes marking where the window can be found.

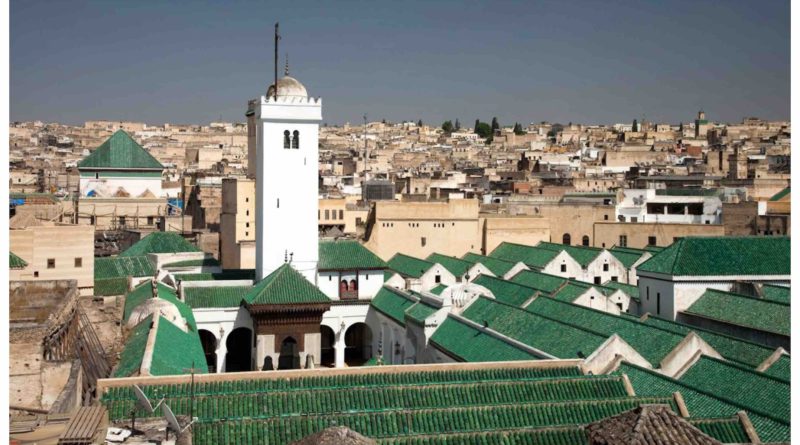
[421,237,426,247]
[246,210,249,216]
[147,216,154,225]
[611,276,618,282]
[292,130,300,148]
[582,235,590,246]
[89,216,96,225]
[47,259,55,269]
[656,292,661,315]
[246,222,250,228]
[616,302,623,310]
[604,214,609,221]
[648,236,657,246]
[594,277,601,284]
[245,231,249,237]
[34,271,39,277]
[603,263,609,272]
[277,198,280,208]
[631,217,638,223]
[435,275,441,283]
[560,264,567,273]
[619,235,627,247]
[339,210,344,220]
[119,216,126,226]
[646,287,649,301]
[562,233,571,245]
[245,197,249,202]
[325,210,330,220]
[74,258,82,268]
[284,130,291,148]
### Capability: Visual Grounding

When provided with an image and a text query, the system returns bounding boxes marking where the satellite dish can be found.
[133,384,164,414]
[162,402,196,435]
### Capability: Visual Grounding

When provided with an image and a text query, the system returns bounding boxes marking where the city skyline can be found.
[11,0,790,126]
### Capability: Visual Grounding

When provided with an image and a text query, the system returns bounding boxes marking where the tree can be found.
[491,117,500,133]
[513,123,525,135]
[474,119,480,133]
[417,119,423,127]
[381,118,386,124]
[441,120,454,133]
[474,122,493,140]
[455,119,461,131]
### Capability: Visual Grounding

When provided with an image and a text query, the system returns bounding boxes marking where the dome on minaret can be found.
[267,76,308,98]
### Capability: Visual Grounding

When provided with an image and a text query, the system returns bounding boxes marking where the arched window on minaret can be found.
[283,130,291,149]
[340,280,349,294]
[292,130,300,148]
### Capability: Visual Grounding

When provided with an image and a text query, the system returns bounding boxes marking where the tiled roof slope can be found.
[9,251,27,269]
[425,253,473,277]
[461,297,607,358]
[760,284,790,304]
[112,315,153,377]
[762,355,790,381]
[550,281,593,302]
[163,258,220,268]
[488,242,559,268]
[119,232,201,257]
[123,280,198,330]
[471,275,537,307]
[461,252,518,276]
[536,241,602,268]
[173,269,255,281]
[404,300,438,325]
[617,361,789,443]
[429,316,541,362]
[640,315,776,369]
[509,269,567,293]
[78,130,164,170]
[602,280,640,301]
[428,284,447,295]
[637,236,790,276]
[148,315,209,376]
[318,240,387,271]
[526,297,686,366]
[678,355,790,423]
[769,187,790,201]
[370,286,417,326]
[609,246,648,269]
[683,289,790,336]
[183,286,251,308]
[386,253,434,278]
[95,255,154,279]
[243,263,330,305]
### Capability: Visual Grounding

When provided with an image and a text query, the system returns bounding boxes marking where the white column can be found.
[334,327,346,368]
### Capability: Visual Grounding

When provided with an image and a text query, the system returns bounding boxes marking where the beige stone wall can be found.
[535,203,615,246]
[77,198,167,230]
[592,222,725,249]
[10,224,94,292]
[220,178,255,269]
[604,150,668,167]
[480,216,550,255]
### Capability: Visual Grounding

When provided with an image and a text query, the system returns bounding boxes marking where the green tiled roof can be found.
[148,316,209,376]
[644,245,665,254]
[163,258,220,268]
[404,301,438,324]
[94,277,129,296]
[174,269,256,281]
[769,187,790,201]
[387,253,434,278]
[526,297,685,366]
[550,282,592,302]
[426,253,473,277]
[243,263,330,305]
[760,284,790,304]
[678,356,790,423]
[120,232,201,257]
[9,251,27,269]
[78,130,164,170]
[122,280,198,331]
[461,252,518,276]
[95,255,155,279]
[601,280,640,301]
[617,361,790,443]
[429,284,447,295]
[113,315,153,377]
[637,236,791,277]
[471,275,536,307]
[763,355,790,381]
[383,270,397,282]
[683,289,789,336]
[462,297,607,358]
[536,241,602,268]
[371,286,417,326]
[318,240,387,271]
[640,315,776,369]
[429,316,541,361]
[183,286,251,308]
[609,246,648,269]
[509,269,567,294]
[489,242,559,268]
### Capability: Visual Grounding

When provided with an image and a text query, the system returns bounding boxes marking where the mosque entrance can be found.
[344,323,372,366]
[278,336,301,370]
[320,326,335,367]
[224,327,252,372]
[198,329,218,372]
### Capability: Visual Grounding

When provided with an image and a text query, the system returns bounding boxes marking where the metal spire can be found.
[285,53,289,76]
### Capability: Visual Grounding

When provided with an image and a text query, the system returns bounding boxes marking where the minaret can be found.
[246,27,322,284]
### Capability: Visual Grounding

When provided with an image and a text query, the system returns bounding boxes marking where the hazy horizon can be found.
[11,0,791,127]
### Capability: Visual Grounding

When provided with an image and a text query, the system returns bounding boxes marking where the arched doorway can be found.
[278,336,300,370]
[562,233,571,245]
[224,327,252,372]
[344,323,372,366]
[320,326,335,367]
[198,329,218,373]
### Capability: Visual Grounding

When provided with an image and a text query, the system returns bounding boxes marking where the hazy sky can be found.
[10,0,790,126]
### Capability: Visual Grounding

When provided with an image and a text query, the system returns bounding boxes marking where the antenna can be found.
[274,22,280,100]
[363,113,368,175]
[162,402,196,439]
[133,384,165,414]
[285,52,289,76]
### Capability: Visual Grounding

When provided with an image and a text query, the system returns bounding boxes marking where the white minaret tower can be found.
[247,32,321,284]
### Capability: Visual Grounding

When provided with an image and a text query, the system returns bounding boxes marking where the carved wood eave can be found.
[246,302,331,315]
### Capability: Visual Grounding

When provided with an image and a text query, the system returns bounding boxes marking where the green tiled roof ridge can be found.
[9,251,27,268]
[244,263,331,305]
[426,253,474,277]
[696,288,790,307]
[78,130,164,170]
[684,288,789,336]
[387,253,434,278]
[618,361,790,427]
[461,252,517,276]
[120,232,201,257]
[692,354,790,385]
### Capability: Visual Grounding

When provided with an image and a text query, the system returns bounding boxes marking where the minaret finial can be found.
[285,53,289,76]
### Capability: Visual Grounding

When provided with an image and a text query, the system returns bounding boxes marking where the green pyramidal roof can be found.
[637,236,791,277]
[318,240,387,271]
[244,263,331,305]
[10,251,27,269]
[120,232,201,257]
[78,130,164,170]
